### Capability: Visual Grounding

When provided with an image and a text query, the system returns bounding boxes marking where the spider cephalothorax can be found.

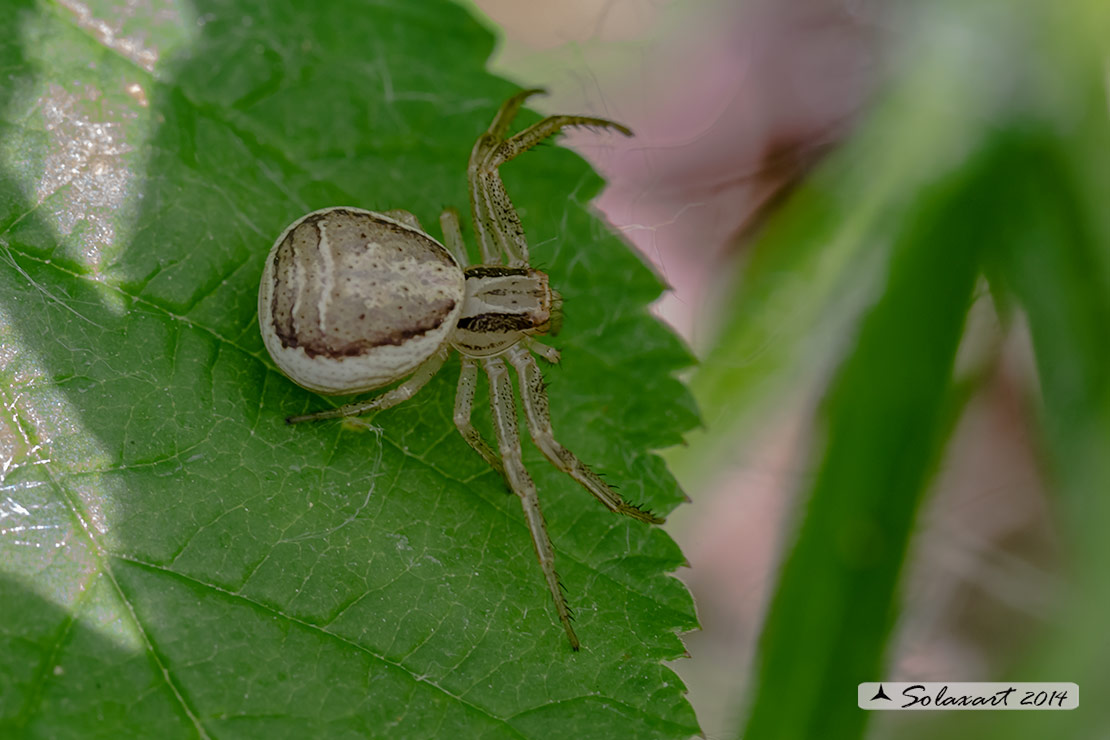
[258,89,659,650]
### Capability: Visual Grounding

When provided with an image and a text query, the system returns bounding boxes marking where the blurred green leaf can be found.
[937,5,1110,737]
[0,0,699,737]
[670,10,1003,484]
[715,2,1110,739]
[739,131,992,740]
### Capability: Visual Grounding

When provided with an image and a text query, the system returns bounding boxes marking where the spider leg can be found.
[489,115,632,169]
[467,88,546,265]
[522,336,560,364]
[482,88,547,149]
[438,208,469,265]
[380,208,423,232]
[286,348,449,424]
[506,345,663,525]
[454,356,507,482]
[468,165,522,265]
[484,355,580,650]
[468,114,632,267]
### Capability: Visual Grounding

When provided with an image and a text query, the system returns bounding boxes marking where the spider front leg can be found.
[490,114,632,168]
[286,348,449,424]
[467,89,545,265]
[506,345,663,524]
[468,93,633,266]
[484,355,580,650]
[481,87,547,147]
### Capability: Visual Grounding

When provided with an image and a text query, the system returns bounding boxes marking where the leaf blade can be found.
[0,0,700,737]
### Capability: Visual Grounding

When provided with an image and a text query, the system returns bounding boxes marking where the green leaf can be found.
[738,139,996,740]
[708,2,1110,738]
[0,1,699,737]
[918,6,1110,737]
[670,9,1009,484]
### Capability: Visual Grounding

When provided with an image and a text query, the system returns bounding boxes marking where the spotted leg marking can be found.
[490,115,632,168]
[467,90,631,267]
[506,345,663,524]
[484,355,579,650]
[482,88,547,144]
[467,89,545,264]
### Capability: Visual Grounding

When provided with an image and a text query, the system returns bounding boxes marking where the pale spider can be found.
[258,89,661,650]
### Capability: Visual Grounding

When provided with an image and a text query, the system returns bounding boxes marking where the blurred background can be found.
[467,0,1109,738]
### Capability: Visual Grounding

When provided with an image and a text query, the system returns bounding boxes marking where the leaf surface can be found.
[0,1,699,737]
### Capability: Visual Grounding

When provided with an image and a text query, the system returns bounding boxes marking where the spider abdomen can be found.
[259,207,465,394]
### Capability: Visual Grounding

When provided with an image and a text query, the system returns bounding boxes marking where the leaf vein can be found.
[114,555,531,739]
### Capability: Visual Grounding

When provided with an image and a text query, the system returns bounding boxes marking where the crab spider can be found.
[258,90,659,650]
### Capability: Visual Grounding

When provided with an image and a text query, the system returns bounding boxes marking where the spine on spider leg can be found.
[516,478,580,651]
[507,347,664,525]
[485,356,580,650]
